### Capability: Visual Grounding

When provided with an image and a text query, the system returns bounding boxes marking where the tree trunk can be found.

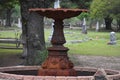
[19,0,46,65]
[5,8,12,27]
[104,16,113,30]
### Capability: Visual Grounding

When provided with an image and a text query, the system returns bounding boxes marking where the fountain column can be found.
[38,19,76,76]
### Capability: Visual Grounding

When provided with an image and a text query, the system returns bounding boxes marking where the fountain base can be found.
[0,66,120,80]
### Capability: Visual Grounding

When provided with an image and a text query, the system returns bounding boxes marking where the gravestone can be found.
[101,24,104,28]
[82,18,87,34]
[54,0,60,8]
[48,22,54,41]
[69,23,72,29]
[3,19,6,26]
[96,21,99,32]
[11,20,15,26]
[18,18,22,28]
[107,31,116,45]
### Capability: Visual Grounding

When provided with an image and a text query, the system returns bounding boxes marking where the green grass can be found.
[0,49,22,55]
[0,49,22,58]
[0,30,21,38]
[0,28,22,55]
[66,40,120,56]
[0,28,120,57]
[45,28,120,56]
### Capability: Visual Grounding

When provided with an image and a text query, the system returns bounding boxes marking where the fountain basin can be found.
[29,8,88,20]
[0,66,120,80]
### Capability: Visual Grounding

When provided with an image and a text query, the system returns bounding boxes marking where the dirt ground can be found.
[70,54,120,71]
[0,54,24,67]
[0,54,120,71]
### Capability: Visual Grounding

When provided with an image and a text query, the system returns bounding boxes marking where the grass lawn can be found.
[0,29,22,56]
[0,30,21,38]
[0,28,120,57]
[66,40,120,56]
[0,49,22,55]
[45,28,120,56]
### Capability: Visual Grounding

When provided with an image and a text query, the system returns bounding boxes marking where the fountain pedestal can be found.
[29,8,87,76]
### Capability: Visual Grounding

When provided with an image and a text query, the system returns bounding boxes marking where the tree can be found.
[11,5,21,22]
[110,0,120,31]
[68,0,92,28]
[90,0,120,30]
[60,0,78,8]
[70,0,92,9]
[19,0,52,65]
[0,0,19,27]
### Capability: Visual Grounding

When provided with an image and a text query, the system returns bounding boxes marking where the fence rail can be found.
[0,38,22,49]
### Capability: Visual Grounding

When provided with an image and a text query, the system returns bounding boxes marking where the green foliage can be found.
[64,17,80,25]
[90,0,106,18]
[77,12,90,20]
[70,0,92,9]
[61,0,78,8]
[0,0,19,15]
[11,4,21,18]
[33,50,48,65]
[0,0,19,9]
[90,0,120,19]
[109,0,120,19]
[0,0,19,27]
[47,0,92,9]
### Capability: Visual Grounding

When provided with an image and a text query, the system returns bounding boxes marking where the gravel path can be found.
[0,54,120,71]
[70,54,120,70]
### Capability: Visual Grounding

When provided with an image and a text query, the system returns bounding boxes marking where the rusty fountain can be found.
[29,8,88,76]
[0,1,120,80]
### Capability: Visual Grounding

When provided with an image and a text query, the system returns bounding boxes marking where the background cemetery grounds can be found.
[0,27,120,70]
[45,28,120,56]
[0,27,120,57]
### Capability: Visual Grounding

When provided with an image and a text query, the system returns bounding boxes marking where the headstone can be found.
[54,0,60,8]
[48,21,54,41]
[96,21,99,32]
[11,20,15,26]
[82,18,87,34]
[107,31,116,45]
[18,18,22,28]
[70,40,83,43]
[69,23,72,29]
[3,19,6,26]
[101,24,104,28]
